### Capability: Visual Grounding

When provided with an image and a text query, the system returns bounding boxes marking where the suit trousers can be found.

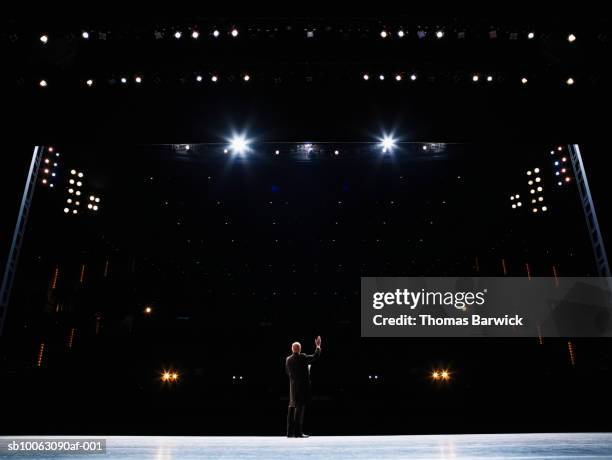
[286,404,306,437]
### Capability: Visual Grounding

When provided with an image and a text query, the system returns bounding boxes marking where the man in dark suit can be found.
[285,335,322,438]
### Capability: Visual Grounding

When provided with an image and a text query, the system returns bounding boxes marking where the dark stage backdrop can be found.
[1,142,611,435]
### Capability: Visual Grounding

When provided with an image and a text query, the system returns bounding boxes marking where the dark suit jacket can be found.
[286,347,321,407]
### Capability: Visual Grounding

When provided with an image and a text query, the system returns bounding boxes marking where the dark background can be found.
[1,13,612,435]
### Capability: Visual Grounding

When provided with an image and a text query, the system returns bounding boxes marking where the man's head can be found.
[291,342,301,354]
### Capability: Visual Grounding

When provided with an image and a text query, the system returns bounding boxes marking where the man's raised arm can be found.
[305,335,322,364]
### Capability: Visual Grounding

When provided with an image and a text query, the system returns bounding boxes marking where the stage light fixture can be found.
[70,169,76,175]
[397,30,405,38]
[567,33,576,43]
[78,172,83,178]
[82,31,90,39]
[191,30,199,39]
[486,75,493,82]
[39,80,47,87]
[521,77,528,84]
[64,208,69,213]
[231,28,239,37]
[243,74,251,82]
[40,34,48,44]
[472,74,479,82]
[196,75,203,82]
[86,79,93,87]
[436,30,444,39]
[69,179,75,184]
[410,74,417,81]
[174,31,182,39]
[395,74,402,81]
[380,30,388,38]
[213,29,220,38]
[534,168,540,173]
[334,150,339,155]
[229,135,249,154]
[527,31,535,39]
[566,77,575,85]
[380,135,396,153]
[135,76,142,84]
[211,75,218,82]
[379,74,385,81]
[275,150,280,155]
[363,73,370,81]
[120,77,127,84]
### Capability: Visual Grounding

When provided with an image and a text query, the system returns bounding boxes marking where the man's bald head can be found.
[291,342,301,354]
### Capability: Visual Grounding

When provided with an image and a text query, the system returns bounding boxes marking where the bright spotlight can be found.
[212,30,220,38]
[379,74,385,81]
[363,73,370,81]
[196,75,203,82]
[472,74,479,82]
[135,76,142,84]
[86,79,93,87]
[527,31,535,39]
[82,31,89,39]
[380,135,396,153]
[40,35,48,44]
[243,74,250,82]
[231,28,239,37]
[397,30,405,38]
[380,30,388,38]
[566,77,575,86]
[39,80,48,87]
[191,30,199,39]
[486,75,493,82]
[567,33,576,43]
[211,75,218,82]
[521,77,528,84]
[395,74,402,81]
[229,135,249,154]
[120,77,127,84]
[436,30,444,39]
[174,31,182,39]
[410,74,417,81]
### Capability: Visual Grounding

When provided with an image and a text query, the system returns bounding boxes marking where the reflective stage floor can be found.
[2,433,612,459]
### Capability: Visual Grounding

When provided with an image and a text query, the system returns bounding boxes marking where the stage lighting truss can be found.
[40,146,60,188]
[63,169,88,215]
[525,166,548,214]
[87,194,101,212]
[551,145,572,187]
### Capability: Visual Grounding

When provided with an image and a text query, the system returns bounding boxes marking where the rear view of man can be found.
[285,335,322,438]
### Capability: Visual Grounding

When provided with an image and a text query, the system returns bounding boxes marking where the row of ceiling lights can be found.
[35,74,578,88]
[36,30,579,43]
